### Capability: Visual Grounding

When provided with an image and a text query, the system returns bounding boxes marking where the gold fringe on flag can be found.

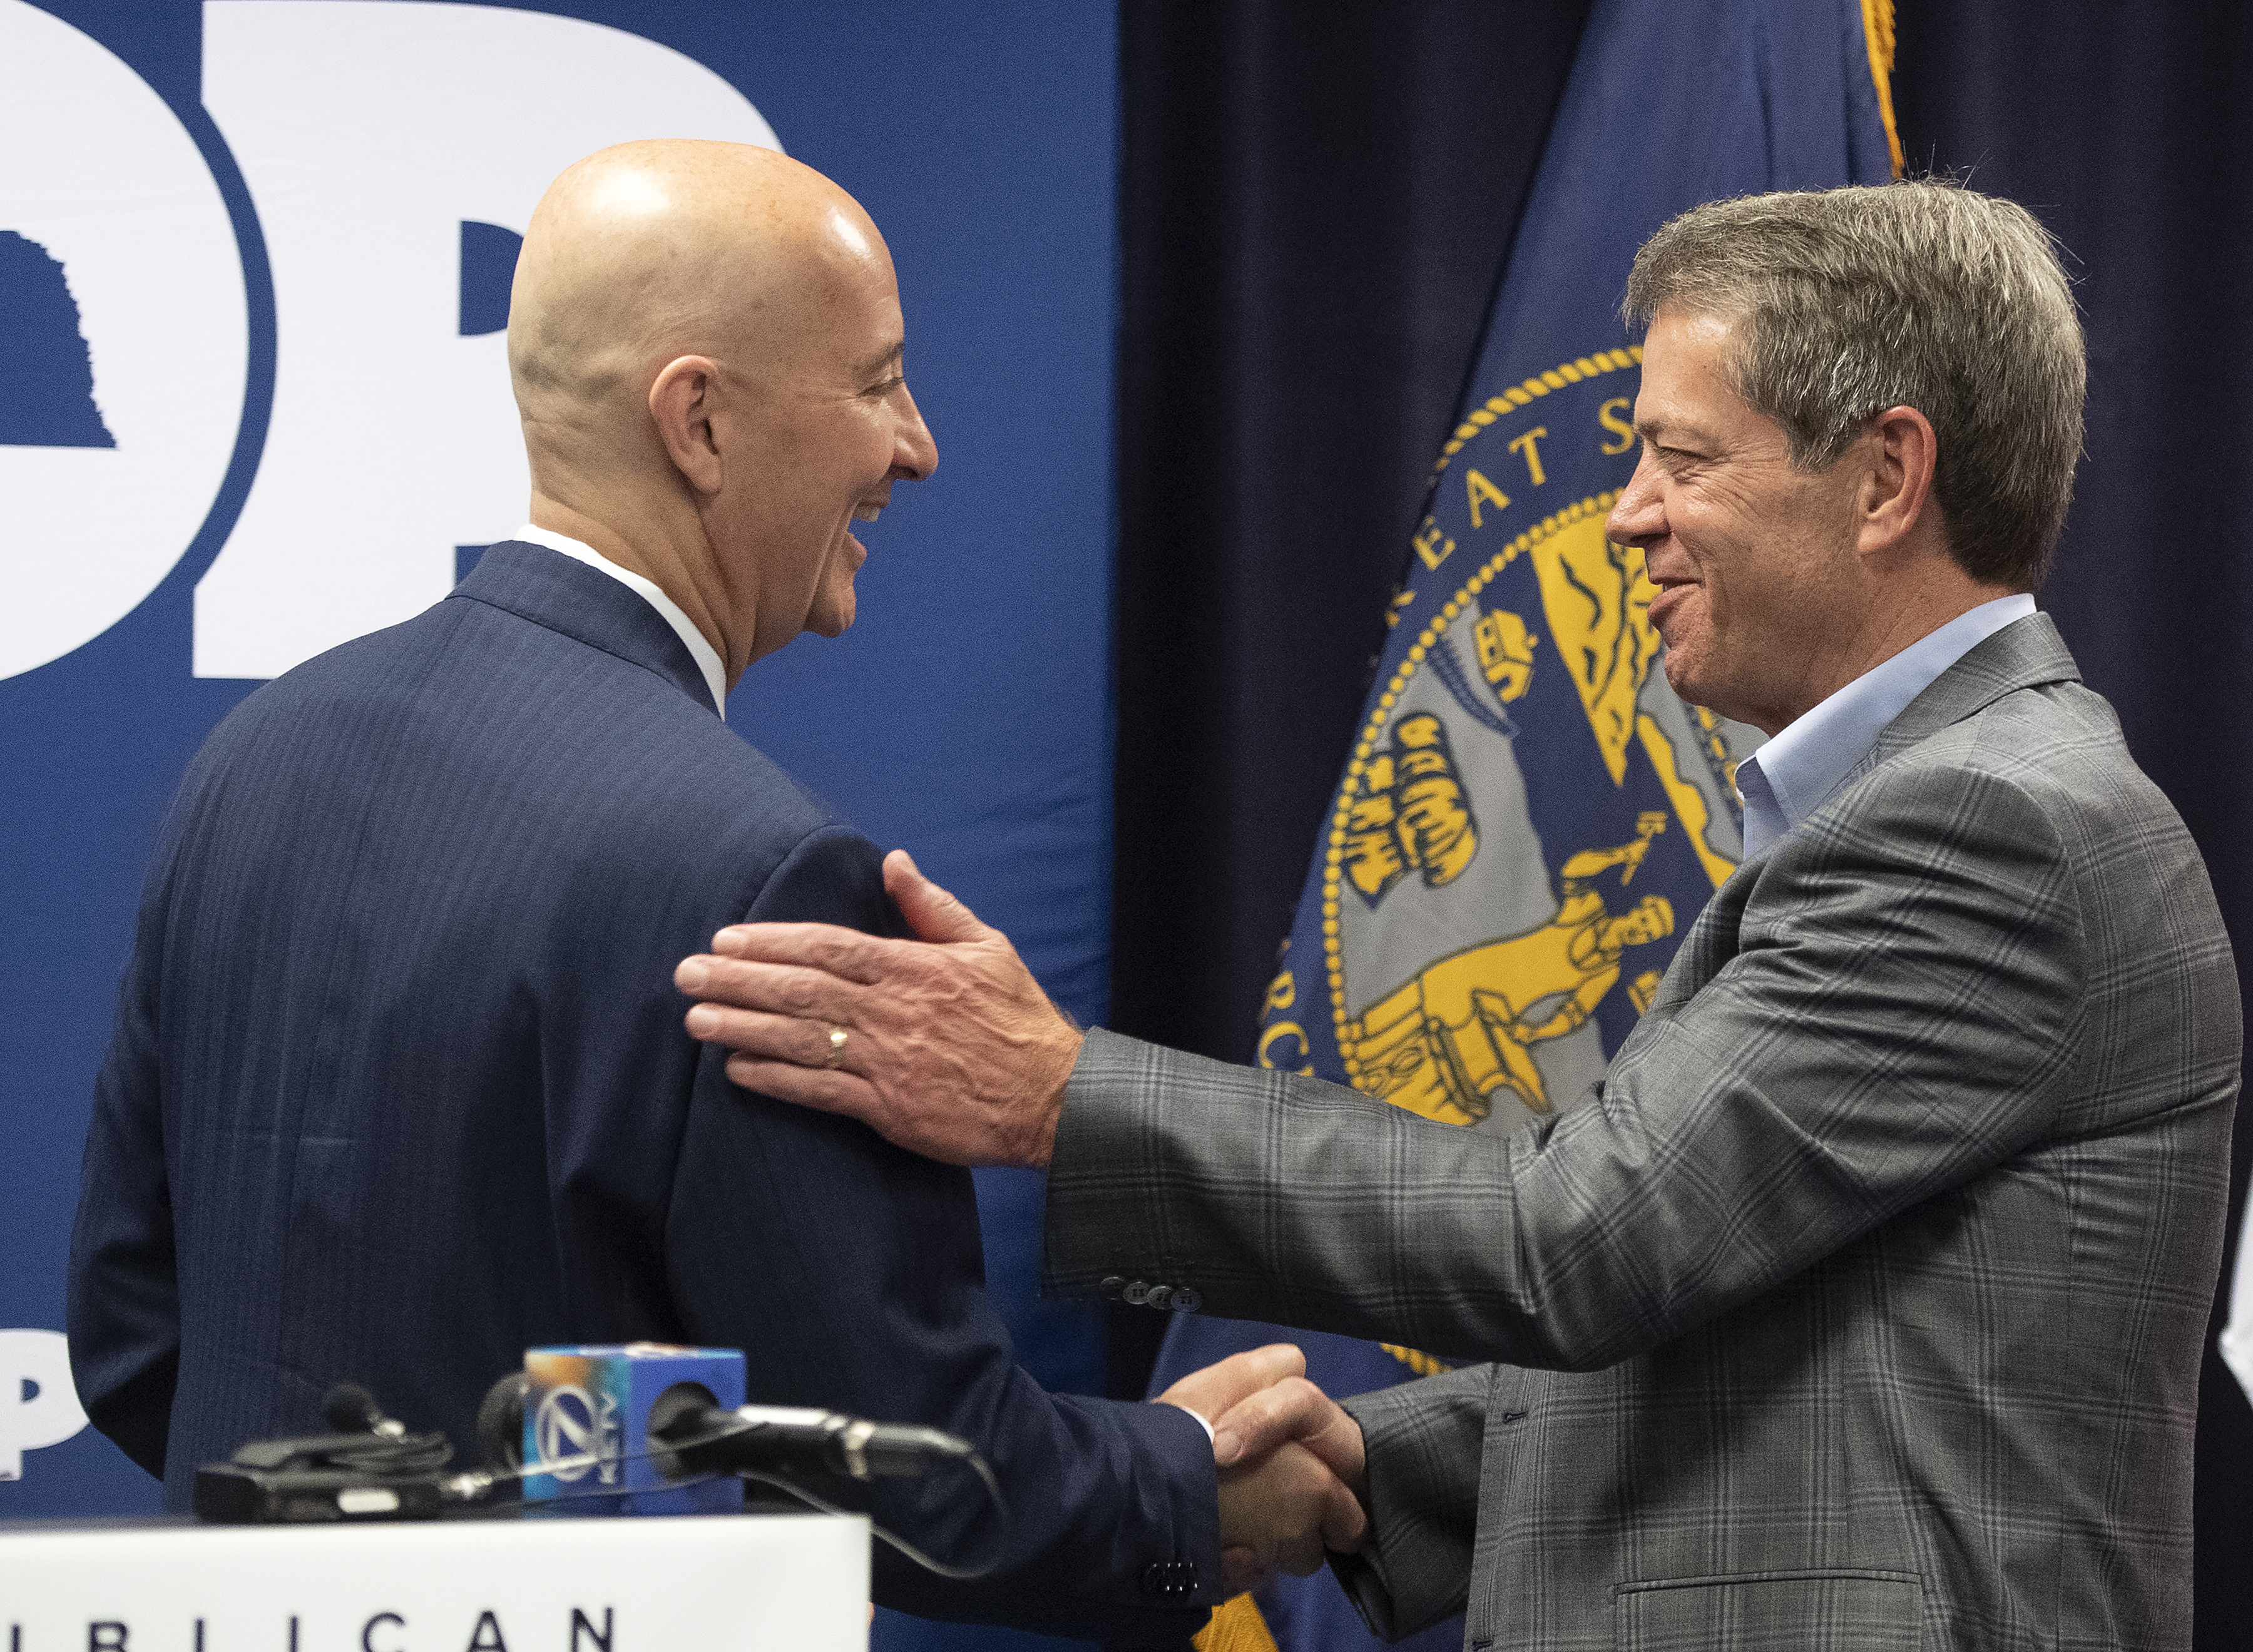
[1193,1594,1282,1652]
[1382,1343,1454,1379]
[1861,0,1905,177]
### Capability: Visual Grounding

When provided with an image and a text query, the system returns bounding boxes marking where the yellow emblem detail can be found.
[1464,466,1511,528]
[1255,972,1314,1076]
[1474,607,1538,703]
[1341,712,1478,904]
[1326,493,1619,1076]
[1324,474,1752,1103]
[1411,514,1454,571]
[1528,516,1660,787]
[1341,815,1675,1124]
[1433,349,1640,476]
[1637,710,1737,889]
[1523,513,1738,890]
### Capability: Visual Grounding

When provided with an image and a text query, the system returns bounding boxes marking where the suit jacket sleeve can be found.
[1043,754,2086,1372]
[1332,1365,1491,1640]
[68,828,185,1478]
[667,826,1218,1644]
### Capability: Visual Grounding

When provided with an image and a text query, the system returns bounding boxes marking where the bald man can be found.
[67,142,1351,1639]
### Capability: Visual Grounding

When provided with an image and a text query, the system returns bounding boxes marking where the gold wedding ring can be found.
[824,1026,849,1069]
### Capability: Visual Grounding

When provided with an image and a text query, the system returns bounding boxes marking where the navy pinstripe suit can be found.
[69,542,1217,1640]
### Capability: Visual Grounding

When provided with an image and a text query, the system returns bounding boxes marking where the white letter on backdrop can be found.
[0,1330,89,1480]
[194,1,779,679]
[0,0,247,683]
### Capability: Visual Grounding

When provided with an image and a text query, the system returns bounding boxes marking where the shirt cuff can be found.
[1160,1401,1216,1444]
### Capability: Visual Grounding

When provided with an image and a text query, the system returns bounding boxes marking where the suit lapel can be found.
[449,541,722,716]
[1650,614,2084,1017]
[1863,611,2081,767]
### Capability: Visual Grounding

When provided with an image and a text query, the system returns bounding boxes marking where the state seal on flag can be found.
[1261,350,1764,1131]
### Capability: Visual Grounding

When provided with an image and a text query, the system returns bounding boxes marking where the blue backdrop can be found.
[0,6,1118,1616]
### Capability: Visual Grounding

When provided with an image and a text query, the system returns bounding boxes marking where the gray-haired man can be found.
[673,182,2240,1649]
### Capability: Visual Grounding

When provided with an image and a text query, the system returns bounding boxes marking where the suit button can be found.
[1170,1287,1202,1313]
[1101,1275,1126,1302]
[1138,1559,1199,1599]
[1121,1280,1150,1305]
[1144,1285,1173,1310]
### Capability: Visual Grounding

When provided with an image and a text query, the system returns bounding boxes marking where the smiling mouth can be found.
[852,502,884,523]
[1646,578,1695,625]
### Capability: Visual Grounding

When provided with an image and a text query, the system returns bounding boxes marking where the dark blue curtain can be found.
[1111,3,2253,1643]
[1108,0,1595,1393]
[1888,8,2253,1644]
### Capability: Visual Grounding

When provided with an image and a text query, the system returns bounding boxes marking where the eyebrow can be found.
[856,341,906,379]
[1635,410,1717,447]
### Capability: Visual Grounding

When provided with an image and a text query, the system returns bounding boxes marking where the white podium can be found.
[0,1512,869,1652]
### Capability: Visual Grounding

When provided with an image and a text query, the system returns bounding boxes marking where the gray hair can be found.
[1623,180,2084,590]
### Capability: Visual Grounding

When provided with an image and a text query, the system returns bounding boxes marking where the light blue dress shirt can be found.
[1734,594,2036,860]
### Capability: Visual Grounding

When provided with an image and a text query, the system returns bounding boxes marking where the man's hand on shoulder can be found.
[675,849,1081,1168]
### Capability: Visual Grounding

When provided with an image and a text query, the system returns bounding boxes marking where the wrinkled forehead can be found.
[710,230,906,384]
[1631,307,1774,434]
[532,183,901,375]
[1640,305,1745,374]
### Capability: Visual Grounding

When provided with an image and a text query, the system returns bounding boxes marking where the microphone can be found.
[645,1388,1010,1584]
[324,1381,409,1439]
[195,1385,456,1522]
[485,1349,979,1492]
[198,1355,1003,1578]
[476,1371,531,1472]
[646,1386,977,1482]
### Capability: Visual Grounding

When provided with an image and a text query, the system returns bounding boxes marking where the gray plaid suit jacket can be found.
[1046,615,2240,1650]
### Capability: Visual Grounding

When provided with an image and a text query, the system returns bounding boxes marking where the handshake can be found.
[1155,1344,1370,1598]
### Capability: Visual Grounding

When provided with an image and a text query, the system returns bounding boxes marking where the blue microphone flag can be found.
[522,1344,746,1517]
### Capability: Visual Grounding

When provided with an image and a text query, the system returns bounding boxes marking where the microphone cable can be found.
[737,1457,1009,1583]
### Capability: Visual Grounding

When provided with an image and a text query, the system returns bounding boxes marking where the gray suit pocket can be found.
[1614,1569,1923,1650]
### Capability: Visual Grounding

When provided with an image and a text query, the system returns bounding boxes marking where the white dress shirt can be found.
[510,524,729,720]
[1734,594,2037,860]
[2225,1211,2253,1408]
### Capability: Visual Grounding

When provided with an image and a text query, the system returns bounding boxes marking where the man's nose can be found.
[1604,446,1663,544]
[893,385,937,482]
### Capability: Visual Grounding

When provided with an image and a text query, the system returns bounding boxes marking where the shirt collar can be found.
[1736,593,2037,859]
[511,524,729,720]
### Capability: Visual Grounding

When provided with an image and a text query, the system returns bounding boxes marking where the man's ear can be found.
[1858,404,1939,558]
[649,355,726,496]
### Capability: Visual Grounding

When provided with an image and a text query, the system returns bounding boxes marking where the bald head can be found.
[511,140,881,474]
[508,140,936,682]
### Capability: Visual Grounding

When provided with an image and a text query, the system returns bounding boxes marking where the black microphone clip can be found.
[193,1384,464,1523]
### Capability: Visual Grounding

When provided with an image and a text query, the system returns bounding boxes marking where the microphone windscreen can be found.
[644,1382,723,1482]
[476,1371,529,1471]
[322,1382,384,1434]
